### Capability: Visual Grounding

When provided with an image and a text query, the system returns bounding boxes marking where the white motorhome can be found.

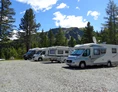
[23,48,41,60]
[48,46,73,63]
[32,48,49,61]
[66,43,118,68]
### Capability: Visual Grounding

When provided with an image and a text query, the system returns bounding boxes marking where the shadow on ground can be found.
[41,61,63,64]
[62,65,115,70]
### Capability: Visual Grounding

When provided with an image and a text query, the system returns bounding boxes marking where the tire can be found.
[57,61,61,63]
[24,58,27,60]
[38,58,43,61]
[79,62,86,69]
[107,61,112,67]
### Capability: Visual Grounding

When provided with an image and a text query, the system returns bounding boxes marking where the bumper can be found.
[32,56,38,61]
[66,60,78,67]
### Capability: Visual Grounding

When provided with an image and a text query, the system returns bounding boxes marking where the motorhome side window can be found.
[50,49,56,54]
[94,49,100,55]
[82,49,90,57]
[32,50,36,54]
[58,50,63,54]
[42,51,45,55]
[112,48,117,53]
[101,48,106,54]
[65,50,69,54]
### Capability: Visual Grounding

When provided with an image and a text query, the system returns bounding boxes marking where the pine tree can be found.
[19,8,40,51]
[64,38,68,46]
[43,34,49,47]
[48,29,55,46]
[103,0,118,44]
[81,22,93,43]
[55,27,65,46]
[0,0,15,40]
[40,29,45,47]
[68,36,76,47]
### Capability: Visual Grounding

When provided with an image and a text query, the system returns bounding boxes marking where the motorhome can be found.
[32,48,49,61]
[48,46,73,63]
[23,48,41,60]
[66,43,118,68]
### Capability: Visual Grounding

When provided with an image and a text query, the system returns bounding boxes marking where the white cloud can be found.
[56,3,69,9]
[9,30,18,40]
[2,16,8,21]
[87,11,100,20]
[53,11,88,28]
[76,7,80,10]
[19,30,25,33]
[16,0,58,12]
[78,0,80,2]
[12,30,18,34]
[9,34,18,40]
[20,11,25,14]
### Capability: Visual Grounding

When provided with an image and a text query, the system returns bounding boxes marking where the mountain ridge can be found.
[48,27,84,40]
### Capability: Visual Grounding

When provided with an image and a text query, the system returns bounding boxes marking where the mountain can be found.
[49,27,84,40]
[7,27,84,41]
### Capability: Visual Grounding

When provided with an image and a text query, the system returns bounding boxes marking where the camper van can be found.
[32,48,49,61]
[48,46,73,63]
[66,43,118,68]
[23,48,40,60]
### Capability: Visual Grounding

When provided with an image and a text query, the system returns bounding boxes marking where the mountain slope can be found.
[50,27,84,40]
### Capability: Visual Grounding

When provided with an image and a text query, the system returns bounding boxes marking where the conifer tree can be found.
[0,0,15,40]
[81,22,93,43]
[19,8,40,51]
[48,29,55,46]
[103,0,118,44]
[55,27,65,46]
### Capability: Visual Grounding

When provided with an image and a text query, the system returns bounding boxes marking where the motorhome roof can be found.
[30,48,41,50]
[48,46,69,49]
[75,43,97,48]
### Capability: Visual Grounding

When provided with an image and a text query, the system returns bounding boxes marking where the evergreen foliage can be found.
[0,0,15,39]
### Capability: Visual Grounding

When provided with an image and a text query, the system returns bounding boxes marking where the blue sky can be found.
[11,0,118,32]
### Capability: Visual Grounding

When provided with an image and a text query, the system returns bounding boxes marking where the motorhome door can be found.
[82,49,92,65]
[91,47,102,63]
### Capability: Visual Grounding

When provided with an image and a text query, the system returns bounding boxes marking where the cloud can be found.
[87,11,100,20]
[16,0,58,12]
[2,16,8,21]
[56,3,69,9]
[20,11,25,14]
[53,11,88,28]
[76,7,80,10]
[78,0,80,2]
[9,30,18,40]
[19,30,25,33]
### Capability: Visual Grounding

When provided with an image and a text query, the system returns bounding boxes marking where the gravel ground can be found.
[0,60,118,92]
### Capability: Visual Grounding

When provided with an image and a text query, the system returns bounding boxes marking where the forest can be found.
[0,0,118,60]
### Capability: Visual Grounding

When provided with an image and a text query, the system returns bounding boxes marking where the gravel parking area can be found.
[0,60,118,92]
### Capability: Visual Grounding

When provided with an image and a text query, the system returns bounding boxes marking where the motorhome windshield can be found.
[36,50,42,54]
[71,49,85,56]
[27,50,35,54]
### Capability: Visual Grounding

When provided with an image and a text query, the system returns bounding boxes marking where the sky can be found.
[11,0,118,32]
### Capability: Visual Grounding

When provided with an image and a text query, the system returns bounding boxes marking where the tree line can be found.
[0,0,118,59]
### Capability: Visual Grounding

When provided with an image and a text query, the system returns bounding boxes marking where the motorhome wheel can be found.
[79,62,86,69]
[24,58,27,60]
[38,57,43,61]
[107,61,112,67]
